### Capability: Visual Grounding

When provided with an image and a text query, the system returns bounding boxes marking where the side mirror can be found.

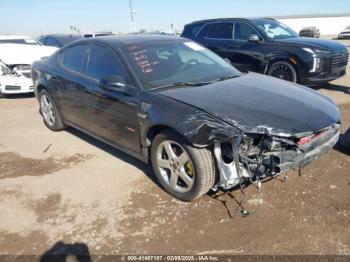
[99,75,127,91]
[248,34,260,43]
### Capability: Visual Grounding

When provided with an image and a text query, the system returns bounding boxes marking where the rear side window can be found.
[182,24,204,37]
[60,44,88,74]
[206,23,233,39]
[234,22,258,40]
[86,44,127,81]
[45,37,61,48]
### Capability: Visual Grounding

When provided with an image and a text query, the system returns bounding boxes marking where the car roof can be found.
[42,34,81,38]
[185,17,275,25]
[0,35,32,40]
[68,34,183,49]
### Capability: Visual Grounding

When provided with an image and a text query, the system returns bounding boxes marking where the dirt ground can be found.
[0,41,350,257]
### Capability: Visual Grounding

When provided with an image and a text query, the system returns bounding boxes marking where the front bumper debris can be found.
[213,125,340,191]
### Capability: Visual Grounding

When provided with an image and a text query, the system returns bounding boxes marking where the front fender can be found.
[139,95,241,147]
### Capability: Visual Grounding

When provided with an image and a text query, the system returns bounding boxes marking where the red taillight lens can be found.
[298,131,329,146]
[298,136,312,146]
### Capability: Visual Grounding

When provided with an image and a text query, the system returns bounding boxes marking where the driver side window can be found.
[234,22,259,41]
[86,44,127,81]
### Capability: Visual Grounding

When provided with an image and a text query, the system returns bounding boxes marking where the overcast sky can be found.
[1,0,349,36]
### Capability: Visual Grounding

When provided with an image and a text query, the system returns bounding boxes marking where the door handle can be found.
[84,88,108,98]
[120,97,138,107]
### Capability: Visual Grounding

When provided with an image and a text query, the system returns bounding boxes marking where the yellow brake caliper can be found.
[186,161,194,177]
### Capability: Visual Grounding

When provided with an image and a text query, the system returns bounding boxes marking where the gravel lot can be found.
[0,40,350,257]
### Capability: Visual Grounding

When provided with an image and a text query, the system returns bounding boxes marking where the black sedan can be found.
[32,35,340,201]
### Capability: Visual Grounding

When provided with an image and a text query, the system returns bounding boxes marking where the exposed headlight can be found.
[302,48,331,55]
[302,48,315,54]
[302,48,330,72]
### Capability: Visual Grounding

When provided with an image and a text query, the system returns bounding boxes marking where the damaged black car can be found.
[32,35,340,201]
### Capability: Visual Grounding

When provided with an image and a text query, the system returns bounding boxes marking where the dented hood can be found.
[159,72,340,136]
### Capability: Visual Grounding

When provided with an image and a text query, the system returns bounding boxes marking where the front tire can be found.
[151,130,216,201]
[268,61,298,83]
[39,89,66,131]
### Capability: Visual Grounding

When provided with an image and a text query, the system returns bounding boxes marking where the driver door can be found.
[81,44,141,153]
[230,22,266,73]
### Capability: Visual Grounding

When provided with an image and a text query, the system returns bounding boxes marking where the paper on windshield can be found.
[184,42,205,51]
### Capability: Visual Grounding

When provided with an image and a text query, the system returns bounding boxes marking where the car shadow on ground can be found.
[313,82,350,94]
[0,93,35,99]
[66,127,160,186]
[39,241,91,262]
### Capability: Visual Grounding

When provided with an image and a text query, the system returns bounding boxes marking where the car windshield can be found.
[0,61,11,75]
[252,19,298,40]
[122,40,241,91]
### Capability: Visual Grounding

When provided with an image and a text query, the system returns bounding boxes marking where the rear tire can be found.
[151,130,216,201]
[39,89,66,131]
[268,61,298,83]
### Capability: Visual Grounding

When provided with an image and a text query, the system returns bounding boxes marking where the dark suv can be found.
[182,18,348,85]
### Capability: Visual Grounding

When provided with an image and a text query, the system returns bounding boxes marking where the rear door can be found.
[55,44,89,129]
[81,44,141,153]
[202,22,236,61]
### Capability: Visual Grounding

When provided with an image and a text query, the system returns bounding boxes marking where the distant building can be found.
[273,13,350,36]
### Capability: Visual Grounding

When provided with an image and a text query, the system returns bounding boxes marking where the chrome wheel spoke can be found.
[158,159,171,169]
[169,172,179,190]
[178,152,190,166]
[44,96,50,107]
[179,169,194,187]
[163,142,176,159]
[48,110,55,122]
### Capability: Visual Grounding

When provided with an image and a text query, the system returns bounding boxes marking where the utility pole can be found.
[129,0,136,33]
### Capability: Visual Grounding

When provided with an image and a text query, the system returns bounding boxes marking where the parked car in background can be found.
[0,60,33,95]
[32,35,340,201]
[299,27,320,38]
[0,35,41,45]
[338,26,350,39]
[0,44,58,78]
[38,34,82,48]
[84,31,114,38]
[148,30,177,36]
[181,18,348,85]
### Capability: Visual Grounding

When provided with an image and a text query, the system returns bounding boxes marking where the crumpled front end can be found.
[0,61,34,94]
[213,124,340,190]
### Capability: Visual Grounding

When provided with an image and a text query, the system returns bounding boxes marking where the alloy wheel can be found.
[40,94,55,127]
[156,140,195,193]
[269,62,297,82]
